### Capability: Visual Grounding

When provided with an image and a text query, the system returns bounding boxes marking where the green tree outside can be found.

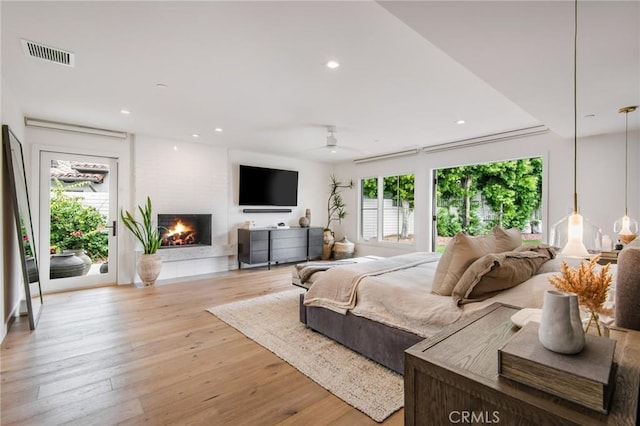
[436,158,542,236]
[363,174,415,240]
[50,179,108,261]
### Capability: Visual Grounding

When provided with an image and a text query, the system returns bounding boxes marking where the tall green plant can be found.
[326,175,353,230]
[120,196,162,254]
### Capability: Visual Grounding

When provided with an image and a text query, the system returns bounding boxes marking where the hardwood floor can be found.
[1,267,404,425]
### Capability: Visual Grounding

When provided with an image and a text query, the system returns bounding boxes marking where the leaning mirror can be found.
[2,124,43,329]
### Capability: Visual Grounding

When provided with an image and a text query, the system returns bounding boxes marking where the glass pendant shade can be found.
[614,214,639,244]
[551,0,603,258]
[615,106,638,245]
[551,212,602,257]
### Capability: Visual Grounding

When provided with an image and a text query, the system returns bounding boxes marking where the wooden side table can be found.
[404,303,639,425]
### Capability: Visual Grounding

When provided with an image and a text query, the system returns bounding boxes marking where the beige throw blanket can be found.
[295,260,357,284]
[303,252,440,314]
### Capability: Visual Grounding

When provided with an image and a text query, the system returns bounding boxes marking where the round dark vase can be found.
[63,249,92,275]
[50,253,85,279]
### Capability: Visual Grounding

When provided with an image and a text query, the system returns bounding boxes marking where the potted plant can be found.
[323,175,353,259]
[121,196,163,286]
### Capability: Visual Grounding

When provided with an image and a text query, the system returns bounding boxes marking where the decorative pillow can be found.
[514,243,557,258]
[452,250,552,305]
[432,232,496,296]
[493,226,523,252]
[517,244,574,275]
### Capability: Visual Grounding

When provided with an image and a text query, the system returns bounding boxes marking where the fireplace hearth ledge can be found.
[154,244,236,262]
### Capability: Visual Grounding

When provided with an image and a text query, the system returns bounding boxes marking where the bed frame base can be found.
[299,294,423,374]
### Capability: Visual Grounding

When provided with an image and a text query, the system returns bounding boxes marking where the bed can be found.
[298,228,626,374]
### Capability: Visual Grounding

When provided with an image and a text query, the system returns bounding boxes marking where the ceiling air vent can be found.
[21,39,75,67]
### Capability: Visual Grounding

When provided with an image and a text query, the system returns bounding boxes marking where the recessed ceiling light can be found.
[215,128,223,133]
[156,83,168,89]
[326,60,340,69]
[173,145,178,151]
[120,109,131,115]
[192,133,200,138]
[455,120,465,125]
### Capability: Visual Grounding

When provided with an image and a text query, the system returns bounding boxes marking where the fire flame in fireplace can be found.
[162,220,196,246]
[167,221,189,236]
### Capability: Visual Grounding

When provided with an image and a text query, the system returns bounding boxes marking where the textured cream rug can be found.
[207,288,403,422]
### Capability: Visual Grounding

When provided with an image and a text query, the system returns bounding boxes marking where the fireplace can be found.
[158,214,212,248]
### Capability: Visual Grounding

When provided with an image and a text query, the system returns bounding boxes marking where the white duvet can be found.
[304,252,558,338]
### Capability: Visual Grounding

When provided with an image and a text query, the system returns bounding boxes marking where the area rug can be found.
[207,289,403,422]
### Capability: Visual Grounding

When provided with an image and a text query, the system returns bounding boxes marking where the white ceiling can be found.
[2,1,638,163]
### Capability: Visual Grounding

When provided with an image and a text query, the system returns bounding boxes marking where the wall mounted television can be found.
[239,165,298,206]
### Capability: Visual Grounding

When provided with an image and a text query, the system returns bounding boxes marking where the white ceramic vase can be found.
[538,290,585,354]
[137,253,162,286]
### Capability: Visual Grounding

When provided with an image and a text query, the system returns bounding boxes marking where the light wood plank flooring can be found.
[1,267,404,425]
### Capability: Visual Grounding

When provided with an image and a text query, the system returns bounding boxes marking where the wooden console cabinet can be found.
[237,227,323,269]
[405,303,639,426]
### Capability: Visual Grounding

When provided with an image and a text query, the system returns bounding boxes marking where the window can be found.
[433,157,543,252]
[361,177,378,241]
[360,174,415,244]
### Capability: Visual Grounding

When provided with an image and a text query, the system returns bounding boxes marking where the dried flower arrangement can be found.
[548,256,614,336]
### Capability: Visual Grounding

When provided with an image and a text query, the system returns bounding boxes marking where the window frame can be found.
[358,172,416,246]
[431,156,545,251]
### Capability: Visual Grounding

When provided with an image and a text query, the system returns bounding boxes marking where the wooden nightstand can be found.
[404,303,639,425]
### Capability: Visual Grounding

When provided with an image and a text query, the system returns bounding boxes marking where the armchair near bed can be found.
[299,227,636,374]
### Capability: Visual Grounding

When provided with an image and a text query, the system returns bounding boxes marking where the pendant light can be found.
[613,106,638,244]
[551,0,601,258]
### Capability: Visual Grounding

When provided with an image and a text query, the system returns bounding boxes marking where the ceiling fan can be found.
[326,125,339,153]
[322,125,359,155]
[297,124,364,159]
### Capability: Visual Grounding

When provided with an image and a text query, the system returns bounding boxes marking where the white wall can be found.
[1,76,27,341]
[336,129,639,258]
[228,149,333,267]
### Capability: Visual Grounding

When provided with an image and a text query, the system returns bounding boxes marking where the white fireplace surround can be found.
[157,244,235,262]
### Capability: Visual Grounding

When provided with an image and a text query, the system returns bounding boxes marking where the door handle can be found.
[105,220,117,236]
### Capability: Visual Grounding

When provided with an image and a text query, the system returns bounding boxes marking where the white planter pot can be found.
[137,253,162,286]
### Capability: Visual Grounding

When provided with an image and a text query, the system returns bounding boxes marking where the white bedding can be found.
[304,252,559,338]
[304,252,440,314]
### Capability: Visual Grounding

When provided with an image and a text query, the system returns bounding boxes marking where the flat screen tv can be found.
[239,165,298,206]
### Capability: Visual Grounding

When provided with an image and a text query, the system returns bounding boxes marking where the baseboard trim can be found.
[1,303,20,343]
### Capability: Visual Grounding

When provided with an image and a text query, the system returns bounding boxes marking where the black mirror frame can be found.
[2,124,43,330]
